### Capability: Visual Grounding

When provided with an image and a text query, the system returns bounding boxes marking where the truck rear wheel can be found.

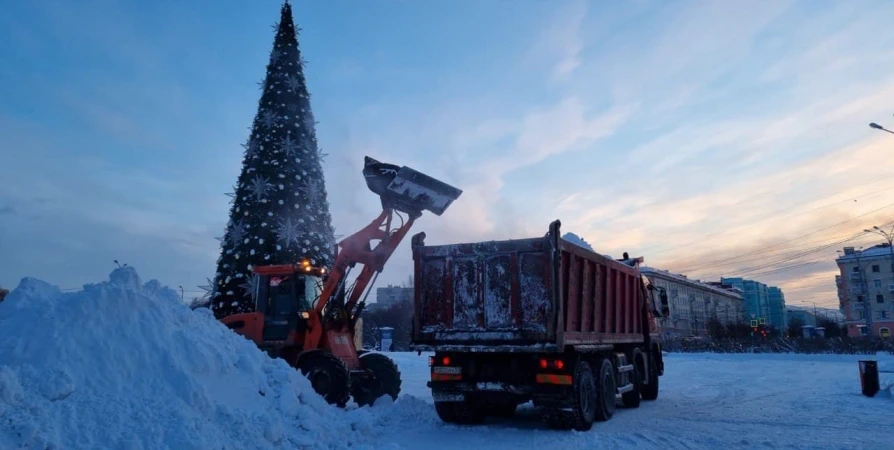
[594,357,617,421]
[434,401,458,423]
[435,400,486,425]
[542,360,597,431]
[641,353,660,401]
[485,402,517,418]
[297,351,350,407]
[352,353,402,407]
[621,351,642,408]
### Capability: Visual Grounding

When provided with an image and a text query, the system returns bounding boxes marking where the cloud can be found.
[0,206,14,215]
[530,0,588,81]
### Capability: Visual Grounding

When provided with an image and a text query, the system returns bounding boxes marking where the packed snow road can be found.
[365,352,893,450]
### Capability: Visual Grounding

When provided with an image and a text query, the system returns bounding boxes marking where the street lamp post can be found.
[802,300,820,326]
[864,225,894,338]
[869,122,894,135]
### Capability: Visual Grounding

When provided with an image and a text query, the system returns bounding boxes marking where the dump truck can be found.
[410,220,669,431]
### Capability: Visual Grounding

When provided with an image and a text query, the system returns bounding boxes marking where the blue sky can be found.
[2,0,894,308]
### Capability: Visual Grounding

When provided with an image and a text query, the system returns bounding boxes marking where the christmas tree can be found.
[208,1,335,319]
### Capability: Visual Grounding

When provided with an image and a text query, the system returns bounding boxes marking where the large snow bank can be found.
[0,267,384,450]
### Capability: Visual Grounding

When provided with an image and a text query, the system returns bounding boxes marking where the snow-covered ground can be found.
[375,352,893,450]
[1,268,891,450]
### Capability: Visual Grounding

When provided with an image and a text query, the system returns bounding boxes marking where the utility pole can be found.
[864,225,894,337]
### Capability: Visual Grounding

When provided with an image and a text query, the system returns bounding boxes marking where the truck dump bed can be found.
[411,220,648,350]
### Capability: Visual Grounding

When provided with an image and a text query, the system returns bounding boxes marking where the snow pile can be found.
[0,267,386,450]
[561,232,595,253]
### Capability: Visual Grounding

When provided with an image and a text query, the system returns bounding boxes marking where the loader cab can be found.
[252,263,324,342]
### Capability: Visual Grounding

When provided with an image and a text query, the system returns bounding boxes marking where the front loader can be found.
[220,156,462,407]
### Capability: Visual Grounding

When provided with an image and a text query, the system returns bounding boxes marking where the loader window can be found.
[301,275,321,309]
[268,276,298,316]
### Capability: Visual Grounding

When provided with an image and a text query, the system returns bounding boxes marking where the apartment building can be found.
[372,284,413,311]
[836,245,894,338]
[641,267,745,337]
[768,287,788,332]
[720,277,786,329]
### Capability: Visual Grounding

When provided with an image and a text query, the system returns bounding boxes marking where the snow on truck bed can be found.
[0,267,394,450]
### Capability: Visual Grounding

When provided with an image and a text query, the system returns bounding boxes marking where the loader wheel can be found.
[352,353,402,407]
[298,351,350,407]
[542,360,597,431]
[640,353,660,401]
[594,358,616,422]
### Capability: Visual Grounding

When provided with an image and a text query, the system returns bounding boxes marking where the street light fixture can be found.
[869,122,894,135]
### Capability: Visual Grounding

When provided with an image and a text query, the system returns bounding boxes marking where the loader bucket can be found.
[363,156,463,217]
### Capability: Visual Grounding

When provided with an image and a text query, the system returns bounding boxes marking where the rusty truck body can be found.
[410,220,669,431]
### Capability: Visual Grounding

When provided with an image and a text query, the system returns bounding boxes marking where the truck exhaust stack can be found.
[363,156,463,217]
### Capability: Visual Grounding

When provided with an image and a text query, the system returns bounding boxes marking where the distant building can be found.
[720,278,785,329]
[373,285,413,311]
[786,307,817,328]
[836,245,894,338]
[768,287,787,331]
[641,267,744,337]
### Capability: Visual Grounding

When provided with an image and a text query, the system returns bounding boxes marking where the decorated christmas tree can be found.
[208,1,335,319]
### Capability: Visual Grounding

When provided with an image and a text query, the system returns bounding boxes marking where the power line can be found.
[640,173,894,256]
[719,228,879,278]
[704,218,894,281]
[685,229,880,273]
[674,202,894,273]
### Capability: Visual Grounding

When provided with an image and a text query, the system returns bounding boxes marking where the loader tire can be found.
[298,351,350,407]
[640,353,659,401]
[352,352,402,407]
[594,357,617,422]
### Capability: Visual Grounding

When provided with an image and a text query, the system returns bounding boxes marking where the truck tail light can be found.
[538,358,566,370]
[430,356,452,366]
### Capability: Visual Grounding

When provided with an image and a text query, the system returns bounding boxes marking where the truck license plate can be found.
[433,366,462,375]
[432,393,465,402]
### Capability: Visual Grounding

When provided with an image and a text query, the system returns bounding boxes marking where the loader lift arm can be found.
[314,208,417,323]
